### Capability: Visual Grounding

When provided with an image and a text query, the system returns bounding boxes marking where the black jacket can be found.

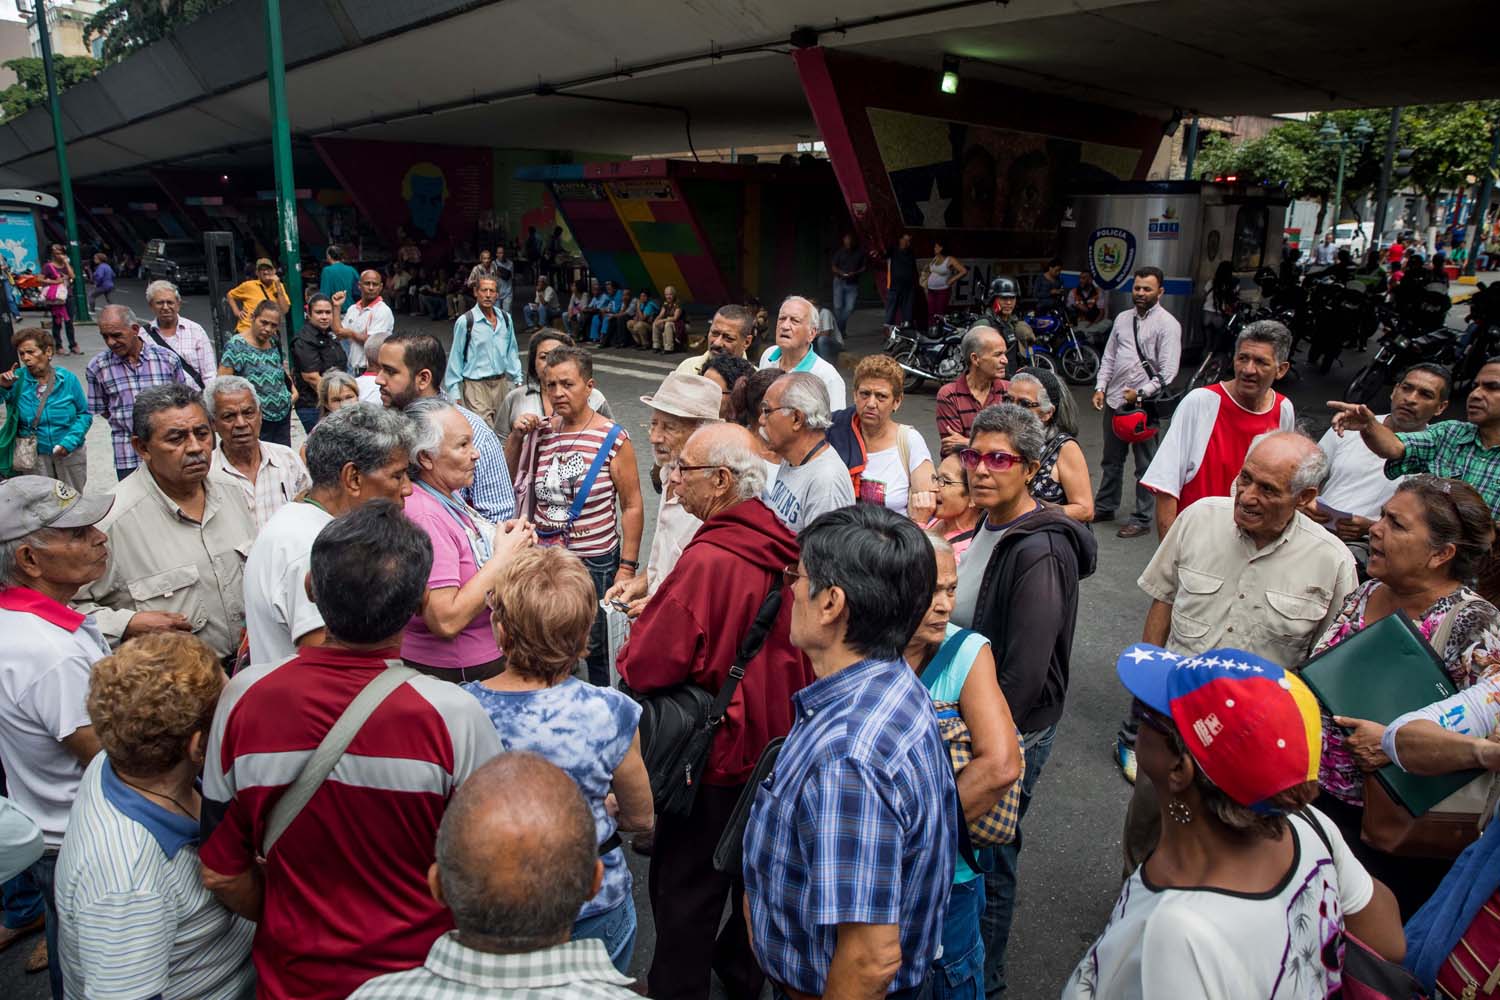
[290,324,347,401]
[966,504,1097,734]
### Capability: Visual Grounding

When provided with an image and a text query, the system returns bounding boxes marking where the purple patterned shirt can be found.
[85,339,188,471]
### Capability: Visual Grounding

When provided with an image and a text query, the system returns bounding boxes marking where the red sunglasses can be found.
[958,448,1025,474]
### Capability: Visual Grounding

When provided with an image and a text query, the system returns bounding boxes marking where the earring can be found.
[1166,798,1193,825]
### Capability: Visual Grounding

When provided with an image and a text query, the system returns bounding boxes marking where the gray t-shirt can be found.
[952,522,1009,630]
[763,444,854,532]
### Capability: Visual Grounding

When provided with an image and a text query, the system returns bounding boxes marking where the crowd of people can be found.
[7,241,1500,1000]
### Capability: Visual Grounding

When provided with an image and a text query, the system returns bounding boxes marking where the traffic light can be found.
[1393,148,1415,180]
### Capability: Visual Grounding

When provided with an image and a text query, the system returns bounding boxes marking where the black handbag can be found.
[1131,313,1181,423]
[623,585,783,818]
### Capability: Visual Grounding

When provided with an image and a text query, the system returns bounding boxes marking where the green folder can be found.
[1298,609,1485,817]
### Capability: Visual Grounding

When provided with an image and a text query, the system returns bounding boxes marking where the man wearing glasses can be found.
[616,423,813,1000]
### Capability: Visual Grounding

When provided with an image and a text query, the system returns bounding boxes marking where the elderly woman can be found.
[926,451,980,561]
[316,370,360,418]
[403,397,535,682]
[53,632,255,1000]
[495,331,612,447]
[1063,643,1404,997]
[0,327,91,489]
[1004,367,1093,522]
[465,545,653,972]
[1309,475,1500,916]
[506,346,643,686]
[904,532,1021,1000]
[834,354,937,520]
[217,300,297,446]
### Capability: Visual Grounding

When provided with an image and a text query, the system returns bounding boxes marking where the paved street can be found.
[0,277,1484,997]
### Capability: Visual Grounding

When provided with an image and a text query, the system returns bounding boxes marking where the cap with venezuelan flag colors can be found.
[1116,643,1321,813]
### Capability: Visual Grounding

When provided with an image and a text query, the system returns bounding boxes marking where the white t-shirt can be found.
[757,345,847,410]
[242,501,334,664]
[858,426,932,516]
[646,495,702,598]
[356,374,382,404]
[763,444,854,531]
[1139,385,1296,501]
[342,297,394,372]
[1317,415,1402,520]
[1063,807,1374,1000]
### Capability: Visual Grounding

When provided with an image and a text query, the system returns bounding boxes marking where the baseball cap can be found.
[640,373,721,421]
[0,476,114,542]
[255,257,276,271]
[1111,408,1157,444]
[1116,643,1321,812]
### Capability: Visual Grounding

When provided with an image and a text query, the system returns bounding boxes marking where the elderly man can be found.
[675,303,755,376]
[143,279,216,389]
[0,476,113,998]
[652,285,684,354]
[348,753,637,999]
[618,422,814,1000]
[743,504,956,1000]
[1119,431,1357,872]
[758,296,846,409]
[935,323,1009,455]
[206,376,312,529]
[442,275,522,426]
[74,383,257,664]
[242,404,413,663]
[331,269,394,373]
[604,373,721,614]
[377,331,516,522]
[201,500,502,1000]
[524,275,560,330]
[761,372,854,532]
[85,304,188,480]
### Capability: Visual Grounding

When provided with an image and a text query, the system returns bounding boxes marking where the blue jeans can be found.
[29,850,61,999]
[572,898,637,975]
[580,549,620,686]
[2,869,43,928]
[981,724,1057,1000]
[934,877,986,1000]
[832,279,859,334]
[525,303,559,329]
[296,405,321,434]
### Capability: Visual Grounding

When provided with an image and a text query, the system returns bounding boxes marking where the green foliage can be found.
[0,55,98,121]
[1401,102,1500,197]
[85,0,230,64]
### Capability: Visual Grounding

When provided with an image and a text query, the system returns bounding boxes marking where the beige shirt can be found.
[1138,495,1356,667]
[74,468,257,659]
[646,493,702,598]
[674,352,712,377]
[209,442,312,530]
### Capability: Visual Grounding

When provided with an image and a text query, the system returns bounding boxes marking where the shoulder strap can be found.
[144,324,204,387]
[1131,313,1160,387]
[459,311,476,370]
[564,423,623,526]
[895,424,912,486]
[259,659,416,861]
[707,583,785,726]
[1431,595,1484,662]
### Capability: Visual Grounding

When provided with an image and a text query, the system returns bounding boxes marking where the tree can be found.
[0,55,98,121]
[85,0,229,64]
[1400,102,1500,202]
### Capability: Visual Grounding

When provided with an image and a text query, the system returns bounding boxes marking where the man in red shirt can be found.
[935,323,1009,455]
[617,422,814,1000]
[1140,320,1297,540]
[199,501,501,1000]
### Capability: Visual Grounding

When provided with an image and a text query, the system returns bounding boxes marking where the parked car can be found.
[141,238,210,292]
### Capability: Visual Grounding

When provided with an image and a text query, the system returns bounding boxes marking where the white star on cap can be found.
[1124,647,1154,664]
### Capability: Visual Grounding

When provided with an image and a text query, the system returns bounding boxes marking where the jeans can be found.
[295,406,321,434]
[572,898,637,975]
[832,279,859,334]
[933,877,986,1000]
[260,414,292,447]
[420,294,446,320]
[29,850,60,999]
[525,303,559,329]
[1,870,42,928]
[580,548,620,686]
[1095,405,1159,526]
[981,724,1056,1000]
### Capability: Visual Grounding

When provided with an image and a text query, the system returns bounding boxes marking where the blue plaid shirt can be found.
[742,657,956,995]
[457,405,516,522]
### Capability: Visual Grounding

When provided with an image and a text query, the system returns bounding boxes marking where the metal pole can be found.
[32,0,89,323]
[264,0,302,332]
[1331,142,1347,243]
[1373,106,1402,249]
[1466,116,1499,277]
[1183,117,1200,180]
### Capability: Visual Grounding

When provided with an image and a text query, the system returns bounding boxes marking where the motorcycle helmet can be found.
[1253,266,1279,291]
[988,276,1020,299]
[1111,408,1158,444]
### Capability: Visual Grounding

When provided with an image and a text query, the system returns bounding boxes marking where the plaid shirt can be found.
[457,404,517,522]
[743,657,956,996]
[935,375,1007,455]
[1390,420,1500,513]
[85,340,187,470]
[347,934,637,999]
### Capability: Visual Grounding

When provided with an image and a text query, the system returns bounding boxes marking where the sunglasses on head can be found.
[958,448,1025,473]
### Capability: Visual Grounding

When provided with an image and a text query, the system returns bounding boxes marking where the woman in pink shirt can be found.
[402,397,534,680]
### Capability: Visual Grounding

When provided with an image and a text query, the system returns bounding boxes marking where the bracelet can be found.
[619,558,639,570]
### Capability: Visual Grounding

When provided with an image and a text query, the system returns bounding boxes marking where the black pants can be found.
[51,314,76,351]
[885,282,914,325]
[260,415,292,446]
[648,783,763,1000]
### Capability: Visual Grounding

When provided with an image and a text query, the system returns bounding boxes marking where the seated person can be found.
[626,289,658,350]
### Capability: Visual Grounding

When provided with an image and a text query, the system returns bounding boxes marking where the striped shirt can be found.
[348,935,637,999]
[210,441,312,530]
[85,339,188,471]
[934,375,1007,455]
[55,756,255,1000]
[457,404,517,523]
[530,420,628,557]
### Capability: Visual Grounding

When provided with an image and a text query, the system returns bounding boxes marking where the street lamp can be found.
[1319,117,1375,242]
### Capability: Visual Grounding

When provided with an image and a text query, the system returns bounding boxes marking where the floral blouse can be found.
[1310,580,1500,805]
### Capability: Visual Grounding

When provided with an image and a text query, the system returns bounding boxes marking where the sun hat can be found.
[640,373,721,421]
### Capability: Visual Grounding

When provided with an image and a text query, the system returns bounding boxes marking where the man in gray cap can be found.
[0,476,114,997]
[604,372,721,614]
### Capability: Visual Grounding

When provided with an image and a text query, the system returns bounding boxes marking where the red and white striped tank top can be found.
[531,420,628,557]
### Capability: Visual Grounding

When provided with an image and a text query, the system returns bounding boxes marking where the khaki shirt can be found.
[74,468,257,659]
[1138,496,1356,668]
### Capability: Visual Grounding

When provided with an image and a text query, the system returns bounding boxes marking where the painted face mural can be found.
[402,162,449,238]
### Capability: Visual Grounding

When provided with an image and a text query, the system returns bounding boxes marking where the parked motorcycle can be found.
[1343,303,1463,406]
[1024,302,1100,385]
[883,313,971,393]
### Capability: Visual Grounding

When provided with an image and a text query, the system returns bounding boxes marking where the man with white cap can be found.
[604,372,722,614]
[0,475,114,998]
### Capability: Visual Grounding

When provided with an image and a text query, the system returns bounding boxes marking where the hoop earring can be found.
[1166,798,1193,825]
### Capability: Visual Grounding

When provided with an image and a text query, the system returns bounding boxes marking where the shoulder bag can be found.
[143,323,204,388]
[622,584,783,818]
[1131,313,1181,423]
[257,660,416,863]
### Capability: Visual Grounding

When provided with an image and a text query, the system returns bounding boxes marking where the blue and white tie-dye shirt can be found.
[464,678,642,918]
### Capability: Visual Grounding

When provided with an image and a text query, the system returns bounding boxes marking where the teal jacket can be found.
[5,365,92,453]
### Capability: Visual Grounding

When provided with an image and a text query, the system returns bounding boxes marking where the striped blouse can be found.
[531,420,628,557]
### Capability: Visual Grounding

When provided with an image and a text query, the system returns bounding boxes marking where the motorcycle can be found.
[1024,302,1100,385]
[1342,303,1463,406]
[883,312,971,393]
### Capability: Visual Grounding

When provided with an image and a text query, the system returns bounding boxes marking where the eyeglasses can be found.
[758,403,795,417]
[934,474,965,489]
[674,463,724,476]
[1130,699,1176,738]
[1001,394,1042,410]
[782,564,805,590]
[958,448,1025,474]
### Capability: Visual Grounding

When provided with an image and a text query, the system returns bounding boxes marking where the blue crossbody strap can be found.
[567,423,623,525]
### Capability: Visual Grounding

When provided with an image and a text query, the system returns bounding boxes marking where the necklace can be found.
[116,774,199,819]
[552,412,598,453]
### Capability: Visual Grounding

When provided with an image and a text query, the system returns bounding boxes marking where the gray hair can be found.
[701,433,768,500]
[364,329,392,366]
[204,375,260,414]
[969,403,1046,464]
[96,303,140,329]
[405,396,459,469]
[305,403,413,489]
[1237,319,1293,364]
[1248,430,1328,493]
[776,371,832,429]
[144,279,181,304]
[960,324,1002,368]
[924,530,956,560]
[779,295,816,327]
[132,382,208,442]
[1009,372,1053,416]
[0,532,45,588]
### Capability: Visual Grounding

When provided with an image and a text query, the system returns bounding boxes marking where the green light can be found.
[941,71,959,94]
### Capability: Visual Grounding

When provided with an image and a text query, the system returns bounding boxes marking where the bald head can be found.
[433,753,599,949]
[1235,431,1327,545]
[358,269,383,303]
[674,422,768,520]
